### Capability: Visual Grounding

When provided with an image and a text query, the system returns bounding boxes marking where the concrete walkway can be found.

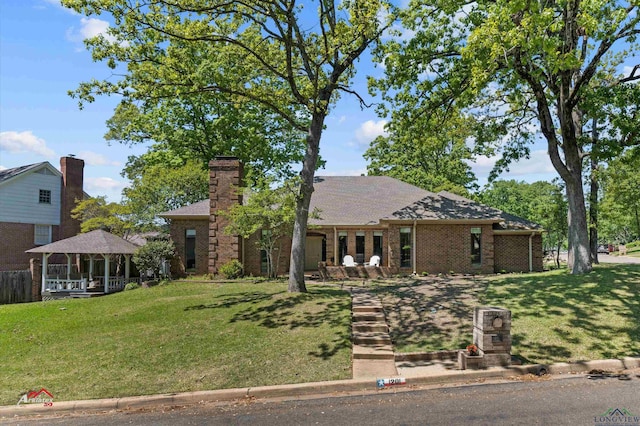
[351,288,398,379]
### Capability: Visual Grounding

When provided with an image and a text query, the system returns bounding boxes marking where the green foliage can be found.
[71,196,133,237]
[122,159,208,230]
[365,110,478,195]
[124,282,140,291]
[218,259,244,279]
[599,149,640,242]
[133,239,175,279]
[479,179,568,257]
[222,181,302,278]
[62,0,395,292]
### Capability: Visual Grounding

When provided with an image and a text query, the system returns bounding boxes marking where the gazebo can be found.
[26,229,140,295]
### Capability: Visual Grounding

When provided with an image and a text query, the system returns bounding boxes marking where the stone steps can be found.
[351,289,397,376]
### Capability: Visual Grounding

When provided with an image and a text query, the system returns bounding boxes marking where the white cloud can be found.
[353,119,388,147]
[84,177,125,191]
[0,165,7,171]
[41,0,78,14]
[0,131,56,158]
[77,151,121,167]
[66,17,117,45]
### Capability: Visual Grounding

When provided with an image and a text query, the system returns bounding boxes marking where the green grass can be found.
[369,264,640,365]
[481,264,640,364]
[0,281,351,406]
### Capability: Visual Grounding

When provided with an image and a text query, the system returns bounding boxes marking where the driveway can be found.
[559,252,640,264]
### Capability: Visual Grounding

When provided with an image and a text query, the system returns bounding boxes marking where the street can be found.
[7,373,640,425]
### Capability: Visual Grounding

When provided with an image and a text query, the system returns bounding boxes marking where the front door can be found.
[305,236,324,270]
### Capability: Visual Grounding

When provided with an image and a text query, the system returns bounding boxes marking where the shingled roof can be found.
[0,162,59,185]
[159,176,542,230]
[26,229,140,254]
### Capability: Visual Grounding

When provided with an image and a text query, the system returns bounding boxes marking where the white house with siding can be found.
[0,157,85,271]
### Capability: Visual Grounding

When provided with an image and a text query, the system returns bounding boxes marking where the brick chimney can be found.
[209,157,243,274]
[60,156,85,240]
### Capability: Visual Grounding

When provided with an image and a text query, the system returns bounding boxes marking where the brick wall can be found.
[415,223,495,274]
[0,222,60,271]
[208,158,243,275]
[494,234,543,272]
[168,219,209,276]
[243,231,293,276]
[59,156,84,241]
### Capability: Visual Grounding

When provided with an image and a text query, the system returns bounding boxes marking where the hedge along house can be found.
[161,157,544,277]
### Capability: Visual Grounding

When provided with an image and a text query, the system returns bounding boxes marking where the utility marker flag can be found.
[377,378,407,388]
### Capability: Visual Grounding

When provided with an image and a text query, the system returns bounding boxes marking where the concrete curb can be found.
[2,356,638,418]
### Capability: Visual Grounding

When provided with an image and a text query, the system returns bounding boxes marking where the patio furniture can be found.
[342,255,356,267]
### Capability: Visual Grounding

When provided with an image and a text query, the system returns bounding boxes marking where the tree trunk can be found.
[288,112,325,292]
[565,170,592,274]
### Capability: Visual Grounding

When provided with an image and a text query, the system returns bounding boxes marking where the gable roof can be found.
[159,176,542,230]
[309,176,434,225]
[159,199,209,219]
[0,162,61,186]
[26,229,140,254]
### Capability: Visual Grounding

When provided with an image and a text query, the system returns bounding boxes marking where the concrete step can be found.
[352,332,392,345]
[352,312,386,322]
[352,305,384,314]
[353,344,395,360]
[352,321,389,333]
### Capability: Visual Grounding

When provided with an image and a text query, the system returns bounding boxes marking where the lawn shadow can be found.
[184,285,351,360]
[478,264,640,362]
[368,276,487,352]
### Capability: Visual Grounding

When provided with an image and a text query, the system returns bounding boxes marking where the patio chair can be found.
[366,255,381,267]
[342,255,356,267]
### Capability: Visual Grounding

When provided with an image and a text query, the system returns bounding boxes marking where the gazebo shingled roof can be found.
[26,229,140,254]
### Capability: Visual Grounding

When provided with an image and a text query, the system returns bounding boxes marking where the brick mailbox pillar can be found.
[473,306,512,367]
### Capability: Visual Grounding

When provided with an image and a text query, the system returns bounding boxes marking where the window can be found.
[400,227,412,268]
[338,232,348,264]
[34,225,52,245]
[39,189,51,204]
[355,231,365,264]
[185,229,196,270]
[471,228,482,264]
[373,231,383,263]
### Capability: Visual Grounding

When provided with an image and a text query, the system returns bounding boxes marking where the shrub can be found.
[219,259,243,279]
[124,282,140,291]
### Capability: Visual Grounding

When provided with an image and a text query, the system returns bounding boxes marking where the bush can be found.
[124,282,140,291]
[219,259,244,279]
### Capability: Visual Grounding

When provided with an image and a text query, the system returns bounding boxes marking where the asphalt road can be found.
[9,374,640,426]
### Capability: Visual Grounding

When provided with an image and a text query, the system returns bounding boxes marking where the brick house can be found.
[161,157,544,277]
[0,157,85,271]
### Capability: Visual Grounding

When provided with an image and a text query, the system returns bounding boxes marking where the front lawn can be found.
[370,264,640,364]
[0,281,351,406]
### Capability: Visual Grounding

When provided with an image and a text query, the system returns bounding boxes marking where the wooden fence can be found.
[0,270,33,305]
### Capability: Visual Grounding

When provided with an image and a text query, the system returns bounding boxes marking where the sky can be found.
[0,0,560,203]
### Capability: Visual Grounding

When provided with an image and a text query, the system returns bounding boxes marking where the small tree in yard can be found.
[133,239,175,280]
[222,183,299,279]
